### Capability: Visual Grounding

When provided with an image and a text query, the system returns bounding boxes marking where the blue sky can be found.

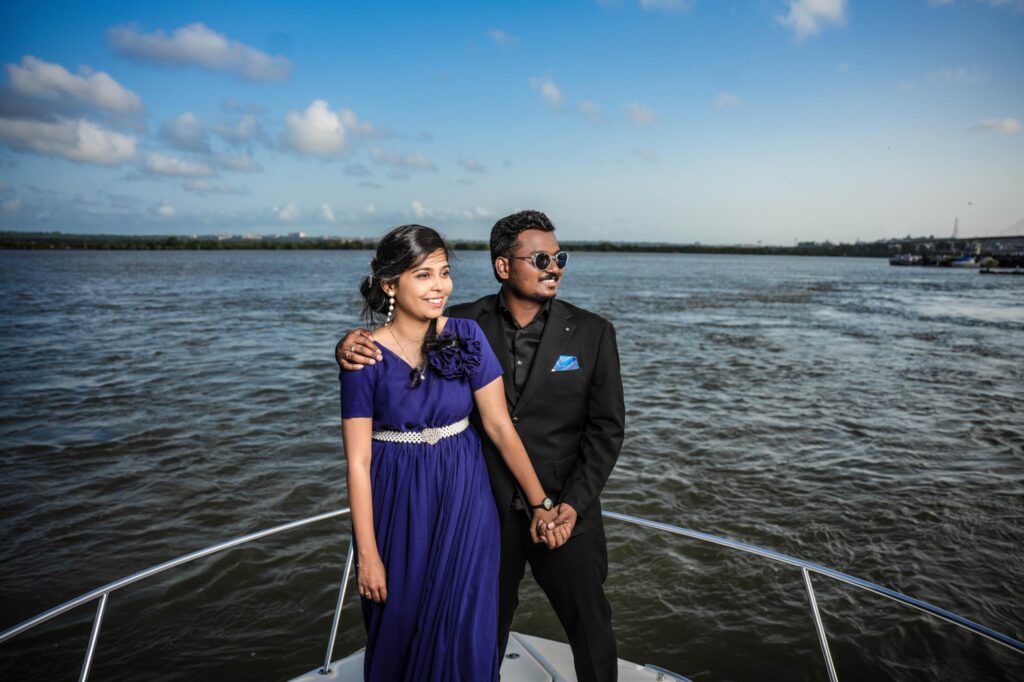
[0,0,1021,244]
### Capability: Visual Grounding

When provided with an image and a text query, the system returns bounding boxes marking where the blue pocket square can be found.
[552,355,580,372]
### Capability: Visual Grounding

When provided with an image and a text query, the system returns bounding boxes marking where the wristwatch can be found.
[530,497,554,512]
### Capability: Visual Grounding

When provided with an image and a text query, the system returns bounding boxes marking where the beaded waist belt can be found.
[371,417,470,446]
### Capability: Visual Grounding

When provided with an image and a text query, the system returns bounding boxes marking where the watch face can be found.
[544,498,553,511]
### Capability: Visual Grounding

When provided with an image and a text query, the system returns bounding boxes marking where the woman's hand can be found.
[336,328,382,370]
[358,558,388,603]
[531,508,560,547]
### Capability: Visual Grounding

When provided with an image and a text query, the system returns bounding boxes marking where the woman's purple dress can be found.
[339,317,502,681]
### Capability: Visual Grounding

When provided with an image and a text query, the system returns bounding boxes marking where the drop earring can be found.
[385,293,395,325]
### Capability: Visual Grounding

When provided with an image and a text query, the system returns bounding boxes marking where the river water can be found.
[1,250,1021,681]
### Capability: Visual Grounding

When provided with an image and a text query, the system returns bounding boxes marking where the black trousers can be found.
[498,511,617,682]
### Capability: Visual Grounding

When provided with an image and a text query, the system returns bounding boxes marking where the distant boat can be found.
[889,253,921,266]
[950,254,978,268]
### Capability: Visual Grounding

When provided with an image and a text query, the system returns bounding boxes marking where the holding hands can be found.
[533,503,577,550]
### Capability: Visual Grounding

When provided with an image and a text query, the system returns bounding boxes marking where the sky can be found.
[0,0,1022,245]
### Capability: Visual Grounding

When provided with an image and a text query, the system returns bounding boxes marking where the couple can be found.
[337,210,624,681]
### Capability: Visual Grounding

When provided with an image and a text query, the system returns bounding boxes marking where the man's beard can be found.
[512,274,559,303]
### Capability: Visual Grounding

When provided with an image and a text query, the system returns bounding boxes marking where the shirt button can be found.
[516,360,523,366]
[512,416,519,424]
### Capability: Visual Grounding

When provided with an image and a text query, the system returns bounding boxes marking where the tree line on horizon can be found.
[0,231,894,257]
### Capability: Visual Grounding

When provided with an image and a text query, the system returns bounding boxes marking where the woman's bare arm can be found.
[473,377,563,546]
[342,417,387,602]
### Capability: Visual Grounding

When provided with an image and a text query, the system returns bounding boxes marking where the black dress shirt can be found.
[498,293,551,403]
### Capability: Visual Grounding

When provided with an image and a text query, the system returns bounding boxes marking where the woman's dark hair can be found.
[488,210,556,282]
[360,224,451,386]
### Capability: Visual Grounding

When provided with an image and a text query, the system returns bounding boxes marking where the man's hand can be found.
[336,328,382,370]
[544,503,578,549]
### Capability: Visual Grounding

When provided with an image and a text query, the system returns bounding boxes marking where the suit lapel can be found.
[475,301,517,406]
[515,301,575,411]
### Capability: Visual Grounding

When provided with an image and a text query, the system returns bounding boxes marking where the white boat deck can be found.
[288,632,687,681]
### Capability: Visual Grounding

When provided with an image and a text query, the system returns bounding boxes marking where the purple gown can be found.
[339,317,503,682]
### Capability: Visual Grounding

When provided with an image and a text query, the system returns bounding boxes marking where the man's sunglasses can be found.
[506,251,570,270]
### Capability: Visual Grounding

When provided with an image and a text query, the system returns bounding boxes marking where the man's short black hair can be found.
[489,210,556,282]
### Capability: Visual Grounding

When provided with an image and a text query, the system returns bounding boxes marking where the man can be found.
[337,210,624,682]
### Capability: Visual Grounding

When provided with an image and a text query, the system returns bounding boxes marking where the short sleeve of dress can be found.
[339,361,377,419]
[466,319,503,391]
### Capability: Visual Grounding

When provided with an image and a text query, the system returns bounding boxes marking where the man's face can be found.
[498,229,564,303]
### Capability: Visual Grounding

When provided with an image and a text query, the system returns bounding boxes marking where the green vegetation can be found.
[0,231,893,257]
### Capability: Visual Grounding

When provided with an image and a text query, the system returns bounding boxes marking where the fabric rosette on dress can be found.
[427,331,482,380]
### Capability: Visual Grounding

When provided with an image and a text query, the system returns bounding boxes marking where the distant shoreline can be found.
[0,232,892,258]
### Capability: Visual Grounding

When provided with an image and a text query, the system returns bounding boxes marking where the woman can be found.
[339,224,561,681]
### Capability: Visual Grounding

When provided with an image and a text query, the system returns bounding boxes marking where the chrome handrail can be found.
[0,508,352,681]
[601,510,1024,657]
[2,507,1021,682]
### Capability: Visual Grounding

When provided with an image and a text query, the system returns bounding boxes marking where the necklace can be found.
[389,327,426,384]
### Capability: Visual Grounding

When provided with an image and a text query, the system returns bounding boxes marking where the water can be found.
[1,250,1022,681]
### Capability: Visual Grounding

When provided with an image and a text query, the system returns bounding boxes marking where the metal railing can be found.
[0,508,352,681]
[602,510,1024,681]
[2,508,1021,682]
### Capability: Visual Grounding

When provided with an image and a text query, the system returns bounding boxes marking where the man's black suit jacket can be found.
[447,294,625,537]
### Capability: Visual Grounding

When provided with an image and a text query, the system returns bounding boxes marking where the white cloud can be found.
[339,108,383,138]
[713,92,744,109]
[216,114,261,145]
[215,152,261,172]
[638,0,692,12]
[160,112,209,152]
[458,157,488,173]
[411,200,494,222]
[931,66,988,84]
[778,0,847,40]
[579,100,605,124]
[624,101,658,125]
[320,203,336,222]
[529,76,565,110]
[412,200,431,219]
[487,29,519,45]
[970,117,1021,134]
[0,117,136,164]
[2,198,21,212]
[144,152,215,177]
[6,56,144,114]
[365,204,377,214]
[369,145,437,172]
[276,201,301,221]
[108,23,291,81]
[283,99,346,156]
[183,179,244,195]
[460,206,495,220]
[155,203,176,218]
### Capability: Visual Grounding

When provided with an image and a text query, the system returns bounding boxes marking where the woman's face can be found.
[385,248,452,323]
